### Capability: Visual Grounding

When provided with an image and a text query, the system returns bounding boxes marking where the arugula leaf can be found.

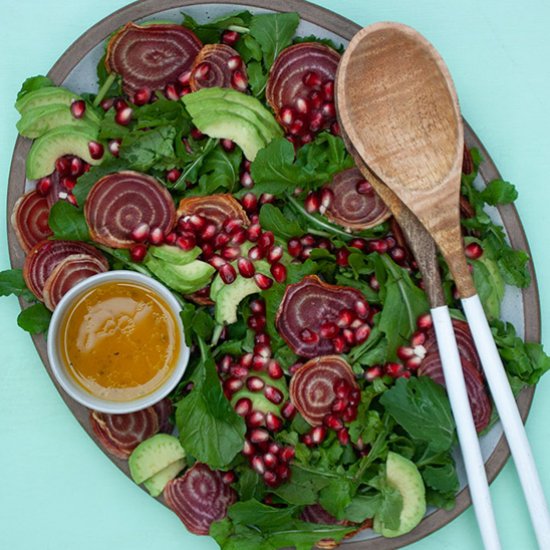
[471,253,504,320]
[318,478,355,519]
[380,377,455,453]
[16,75,54,102]
[133,96,189,130]
[98,109,130,140]
[197,145,243,195]
[421,460,459,493]
[246,61,268,98]
[259,204,304,239]
[175,338,246,469]
[249,13,300,69]
[182,11,252,44]
[497,246,530,287]
[374,484,403,531]
[73,158,128,206]
[272,465,330,505]
[48,201,90,241]
[120,125,177,171]
[0,269,34,301]
[171,137,219,190]
[17,303,51,334]
[480,179,518,205]
[344,493,381,522]
[228,500,298,530]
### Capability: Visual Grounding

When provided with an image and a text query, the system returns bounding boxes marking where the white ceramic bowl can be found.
[47,270,190,414]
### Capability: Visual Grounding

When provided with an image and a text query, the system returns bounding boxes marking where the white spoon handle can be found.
[461,294,550,548]
[431,306,501,550]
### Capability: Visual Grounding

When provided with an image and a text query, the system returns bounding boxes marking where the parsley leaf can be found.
[120,125,177,171]
[480,179,518,205]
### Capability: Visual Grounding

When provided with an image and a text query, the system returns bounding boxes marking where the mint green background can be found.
[1,1,549,548]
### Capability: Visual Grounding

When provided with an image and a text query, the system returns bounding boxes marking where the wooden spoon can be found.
[336,22,550,549]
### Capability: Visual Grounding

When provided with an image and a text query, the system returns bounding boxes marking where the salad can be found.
[2,8,549,549]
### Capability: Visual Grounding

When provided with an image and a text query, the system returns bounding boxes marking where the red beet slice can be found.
[189,44,247,92]
[164,463,236,535]
[11,191,52,253]
[84,171,176,248]
[266,42,340,130]
[276,275,367,357]
[418,354,492,432]
[153,397,174,434]
[90,407,160,460]
[301,504,346,525]
[176,194,249,230]
[23,240,108,300]
[325,167,391,230]
[105,23,202,97]
[42,253,108,310]
[289,355,357,426]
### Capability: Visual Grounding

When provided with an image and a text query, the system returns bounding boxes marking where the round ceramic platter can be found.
[6,0,540,548]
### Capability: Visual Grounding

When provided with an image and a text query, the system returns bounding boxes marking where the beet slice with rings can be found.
[325,167,391,230]
[266,42,340,137]
[11,191,52,253]
[84,171,176,249]
[189,44,248,92]
[105,23,202,97]
[23,240,108,301]
[301,504,345,525]
[153,397,174,434]
[42,254,108,311]
[276,275,368,358]
[164,463,237,535]
[176,194,249,230]
[289,355,358,426]
[90,407,160,460]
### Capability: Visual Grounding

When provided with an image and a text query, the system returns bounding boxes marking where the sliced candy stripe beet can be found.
[301,504,345,525]
[418,354,492,432]
[153,397,174,434]
[276,275,365,358]
[325,167,391,230]
[164,463,236,535]
[190,44,247,92]
[42,254,108,311]
[106,23,202,96]
[84,171,176,248]
[90,407,160,460]
[23,240,108,300]
[289,356,357,426]
[266,42,340,122]
[11,191,52,253]
[176,194,249,230]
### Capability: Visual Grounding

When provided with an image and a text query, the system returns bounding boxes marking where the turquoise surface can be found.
[1,1,549,548]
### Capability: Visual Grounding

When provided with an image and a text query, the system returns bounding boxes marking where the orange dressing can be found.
[59,281,180,402]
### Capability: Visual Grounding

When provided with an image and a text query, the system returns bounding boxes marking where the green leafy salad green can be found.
[2,8,549,550]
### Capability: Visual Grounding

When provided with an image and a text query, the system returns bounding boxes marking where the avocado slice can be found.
[215,276,261,325]
[16,86,79,114]
[145,256,215,294]
[26,125,102,180]
[143,458,186,497]
[17,103,100,139]
[373,452,426,538]
[210,258,269,302]
[149,244,201,266]
[129,434,186,485]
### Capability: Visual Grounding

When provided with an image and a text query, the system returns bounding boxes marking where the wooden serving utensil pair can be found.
[336,22,550,549]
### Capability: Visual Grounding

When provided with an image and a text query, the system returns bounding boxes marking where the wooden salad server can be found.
[340,132,501,549]
[336,22,550,549]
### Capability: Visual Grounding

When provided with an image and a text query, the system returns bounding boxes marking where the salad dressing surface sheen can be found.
[59,281,180,401]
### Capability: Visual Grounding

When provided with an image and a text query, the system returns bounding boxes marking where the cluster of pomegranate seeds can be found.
[243,437,294,488]
[240,159,254,189]
[304,187,334,215]
[286,233,334,262]
[301,378,359,448]
[39,155,91,205]
[280,74,338,147]
[364,313,433,382]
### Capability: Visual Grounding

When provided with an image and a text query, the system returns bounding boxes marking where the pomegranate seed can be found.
[186,214,206,232]
[36,177,51,195]
[230,228,247,245]
[302,434,314,447]
[88,141,104,160]
[355,324,371,344]
[390,246,407,264]
[309,90,324,109]
[280,106,294,126]
[414,345,427,359]
[219,263,237,284]
[333,336,346,353]
[267,245,283,264]
[224,377,243,394]
[368,239,389,254]
[258,231,275,249]
[115,106,133,125]
[281,402,297,420]
[343,407,358,423]
[61,177,76,191]
[287,238,302,257]
[289,118,305,136]
[279,447,295,463]
[114,98,128,111]
[411,330,427,347]
[252,355,269,371]
[308,110,324,132]
[305,191,320,213]
[214,233,231,249]
[194,62,211,80]
[397,346,415,361]
[225,55,241,71]
[251,455,266,474]
[222,471,236,484]
[267,360,284,380]
[356,179,374,195]
[270,263,287,283]
[176,235,196,251]
[255,334,271,347]
[365,365,383,381]
[221,30,239,46]
[330,121,341,135]
[300,328,319,344]
[100,98,114,111]
[369,275,380,291]
[465,242,483,260]
[320,322,339,339]
[218,139,235,154]
[266,412,283,432]
[70,99,86,119]
[240,171,254,188]
[242,193,258,212]
[335,379,351,399]
[247,376,265,392]
[320,188,334,213]
[324,414,343,430]
[234,397,252,417]
[130,244,147,262]
[338,428,350,446]
[242,439,254,456]
[300,234,316,247]
[268,442,281,455]
[234,257,253,278]
[417,313,433,331]
[232,70,248,91]
[332,399,347,413]
[264,386,284,405]
[201,223,218,242]
[311,426,327,444]
[133,88,151,105]
[321,102,336,118]
[149,227,164,245]
[263,452,278,470]
[66,194,78,206]
[385,362,404,378]
[166,168,181,183]
[353,300,369,319]
[343,328,356,345]
[337,309,355,328]
[248,314,266,332]
[295,97,309,115]
[385,236,397,249]
[221,246,241,261]
[303,71,322,88]
[322,80,335,101]
[131,222,150,242]
[406,356,423,370]
[254,273,273,290]
[254,343,271,359]
[219,355,233,373]
[277,463,290,481]
[177,70,191,86]
[247,246,264,261]
[106,138,121,157]
[247,411,266,428]
[249,299,265,315]
[240,353,254,368]
[263,470,279,487]
[165,232,177,245]
[191,127,204,139]
[335,248,350,267]
[250,428,270,444]
[349,389,360,405]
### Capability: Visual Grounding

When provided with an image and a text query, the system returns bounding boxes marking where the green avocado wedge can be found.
[143,458,186,497]
[148,244,202,266]
[373,452,426,538]
[26,125,102,180]
[145,256,215,294]
[16,86,80,114]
